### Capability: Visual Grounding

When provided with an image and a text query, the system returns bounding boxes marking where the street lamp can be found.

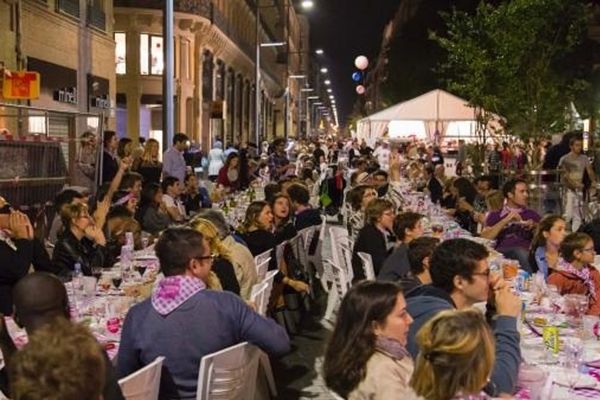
[324,79,331,85]
[320,67,328,73]
[315,49,324,55]
[301,0,314,9]
[327,88,332,93]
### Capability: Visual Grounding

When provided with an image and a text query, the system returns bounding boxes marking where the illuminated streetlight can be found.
[327,88,332,93]
[324,79,331,85]
[315,49,324,55]
[320,67,328,74]
[301,0,314,9]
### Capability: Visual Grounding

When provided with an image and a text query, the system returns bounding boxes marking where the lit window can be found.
[150,36,164,75]
[115,32,126,75]
[140,34,149,75]
[28,116,46,134]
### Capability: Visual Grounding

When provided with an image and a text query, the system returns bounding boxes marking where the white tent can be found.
[356,89,502,145]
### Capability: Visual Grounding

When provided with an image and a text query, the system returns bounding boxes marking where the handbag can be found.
[320,180,332,207]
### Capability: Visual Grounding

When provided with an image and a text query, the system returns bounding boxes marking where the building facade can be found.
[0,0,115,135]
[114,0,308,151]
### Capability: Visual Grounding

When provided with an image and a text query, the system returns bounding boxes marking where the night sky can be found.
[308,0,403,126]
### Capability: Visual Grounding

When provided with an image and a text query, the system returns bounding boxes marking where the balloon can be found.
[352,72,362,82]
[354,56,369,70]
[356,85,366,95]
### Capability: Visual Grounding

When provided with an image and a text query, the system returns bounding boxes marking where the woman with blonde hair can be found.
[133,138,162,184]
[410,309,495,400]
[189,217,240,295]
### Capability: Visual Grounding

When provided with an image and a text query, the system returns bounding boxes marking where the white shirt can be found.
[162,194,186,218]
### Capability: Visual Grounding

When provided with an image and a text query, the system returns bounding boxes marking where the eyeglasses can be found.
[471,269,491,278]
[194,254,216,263]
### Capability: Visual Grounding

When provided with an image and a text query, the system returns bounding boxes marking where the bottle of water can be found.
[72,263,83,291]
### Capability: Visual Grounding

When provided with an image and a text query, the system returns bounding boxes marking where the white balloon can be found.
[354,56,369,70]
[356,85,366,95]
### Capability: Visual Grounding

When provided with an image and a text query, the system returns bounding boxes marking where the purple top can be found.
[485,207,540,251]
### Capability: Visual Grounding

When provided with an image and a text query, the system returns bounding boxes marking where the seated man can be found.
[398,236,439,292]
[378,212,424,281]
[484,179,540,272]
[0,272,124,400]
[116,228,290,399]
[287,183,322,231]
[406,238,521,397]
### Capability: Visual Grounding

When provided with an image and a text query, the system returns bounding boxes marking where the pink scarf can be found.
[558,258,597,300]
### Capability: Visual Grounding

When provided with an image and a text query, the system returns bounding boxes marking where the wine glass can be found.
[111,270,123,290]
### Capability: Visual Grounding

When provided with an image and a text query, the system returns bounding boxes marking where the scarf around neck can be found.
[558,258,597,300]
[375,335,411,361]
[151,275,206,316]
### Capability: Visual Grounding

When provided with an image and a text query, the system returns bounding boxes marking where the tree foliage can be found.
[433,0,594,139]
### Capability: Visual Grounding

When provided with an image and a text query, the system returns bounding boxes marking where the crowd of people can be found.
[0,128,599,399]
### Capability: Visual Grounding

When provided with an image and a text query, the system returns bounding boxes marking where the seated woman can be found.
[217,153,241,192]
[190,218,240,295]
[111,190,138,217]
[410,309,495,400]
[237,201,308,294]
[52,203,107,275]
[548,232,600,315]
[270,193,297,244]
[528,215,566,279]
[194,209,258,300]
[352,199,396,280]
[346,185,378,239]
[323,281,416,399]
[447,177,478,234]
[137,183,171,235]
[105,208,143,267]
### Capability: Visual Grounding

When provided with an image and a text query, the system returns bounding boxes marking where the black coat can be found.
[352,224,390,281]
[428,178,444,205]
[213,258,240,295]
[102,150,119,184]
[52,230,107,275]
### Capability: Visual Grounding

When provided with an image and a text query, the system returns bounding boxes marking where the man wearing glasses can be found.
[116,228,289,399]
[405,238,522,398]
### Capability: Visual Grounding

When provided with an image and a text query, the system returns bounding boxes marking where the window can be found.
[115,32,126,75]
[140,34,149,75]
[140,34,163,75]
[28,116,46,134]
[150,36,164,75]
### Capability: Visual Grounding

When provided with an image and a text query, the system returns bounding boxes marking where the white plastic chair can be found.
[118,356,165,400]
[250,270,278,316]
[357,252,376,280]
[254,250,271,281]
[321,259,351,325]
[196,342,261,400]
[275,241,287,269]
[329,226,354,282]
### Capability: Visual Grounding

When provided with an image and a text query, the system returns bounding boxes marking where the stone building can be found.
[114,0,308,151]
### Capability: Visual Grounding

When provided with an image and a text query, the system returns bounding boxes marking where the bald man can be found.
[0,272,124,400]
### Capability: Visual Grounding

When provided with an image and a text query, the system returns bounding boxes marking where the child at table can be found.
[548,232,600,315]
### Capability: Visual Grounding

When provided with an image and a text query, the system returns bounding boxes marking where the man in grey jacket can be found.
[406,238,522,397]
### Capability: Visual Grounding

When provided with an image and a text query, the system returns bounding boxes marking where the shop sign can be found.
[1,70,41,100]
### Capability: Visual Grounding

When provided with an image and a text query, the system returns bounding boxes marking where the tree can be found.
[433,0,591,140]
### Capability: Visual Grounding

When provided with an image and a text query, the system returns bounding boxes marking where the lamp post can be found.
[255,0,315,146]
[163,0,174,151]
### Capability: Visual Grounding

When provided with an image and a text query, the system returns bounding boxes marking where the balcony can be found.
[56,0,80,18]
[114,0,211,17]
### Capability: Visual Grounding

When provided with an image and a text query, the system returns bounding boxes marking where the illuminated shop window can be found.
[115,32,126,75]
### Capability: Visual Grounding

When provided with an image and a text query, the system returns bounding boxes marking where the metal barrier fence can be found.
[0,102,104,237]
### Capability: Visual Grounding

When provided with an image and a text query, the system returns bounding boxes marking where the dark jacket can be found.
[377,243,410,282]
[102,150,119,184]
[294,208,322,231]
[352,224,390,280]
[405,285,521,396]
[239,229,278,272]
[397,274,423,293]
[427,178,443,205]
[213,258,241,296]
[182,188,212,214]
[52,230,107,275]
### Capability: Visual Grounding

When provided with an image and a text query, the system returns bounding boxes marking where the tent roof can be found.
[359,89,485,123]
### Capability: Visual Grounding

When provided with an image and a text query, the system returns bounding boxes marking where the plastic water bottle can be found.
[72,263,83,291]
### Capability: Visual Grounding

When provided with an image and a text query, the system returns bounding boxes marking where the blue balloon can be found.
[352,72,362,82]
